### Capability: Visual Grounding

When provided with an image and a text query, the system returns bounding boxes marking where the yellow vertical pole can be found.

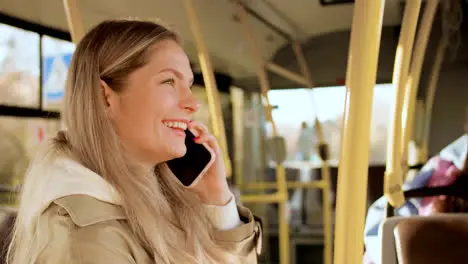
[421,34,448,160]
[292,40,332,264]
[231,87,245,186]
[184,0,232,178]
[401,0,439,170]
[333,1,385,263]
[384,0,421,207]
[236,3,290,264]
[62,0,85,43]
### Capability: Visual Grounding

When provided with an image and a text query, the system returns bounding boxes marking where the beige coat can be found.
[19,157,262,263]
[36,194,262,263]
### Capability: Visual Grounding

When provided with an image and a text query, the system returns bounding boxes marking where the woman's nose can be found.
[180,92,200,113]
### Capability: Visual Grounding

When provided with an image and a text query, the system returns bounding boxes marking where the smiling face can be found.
[103,39,198,165]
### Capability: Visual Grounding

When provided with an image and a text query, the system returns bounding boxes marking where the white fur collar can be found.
[22,155,122,226]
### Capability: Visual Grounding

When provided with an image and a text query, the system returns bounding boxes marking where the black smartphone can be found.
[166,129,214,187]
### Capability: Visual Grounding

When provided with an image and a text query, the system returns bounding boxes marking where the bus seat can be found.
[394,214,468,264]
[379,216,408,264]
[380,214,468,264]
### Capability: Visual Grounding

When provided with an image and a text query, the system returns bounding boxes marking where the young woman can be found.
[7,19,261,264]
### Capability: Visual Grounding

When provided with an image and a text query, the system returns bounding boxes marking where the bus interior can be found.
[0,0,467,263]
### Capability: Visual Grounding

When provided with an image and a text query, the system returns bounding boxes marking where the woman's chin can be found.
[170,145,187,159]
[156,145,187,163]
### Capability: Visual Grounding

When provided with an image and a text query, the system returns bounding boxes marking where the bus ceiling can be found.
[0,0,403,85]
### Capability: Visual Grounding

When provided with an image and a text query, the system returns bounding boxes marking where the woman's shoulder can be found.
[38,194,151,263]
[46,194,126,226]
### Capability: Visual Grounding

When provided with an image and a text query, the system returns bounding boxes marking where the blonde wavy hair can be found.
[7,19,236,264]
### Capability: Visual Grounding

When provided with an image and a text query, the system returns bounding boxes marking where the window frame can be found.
[0,12,71,119]
[319,0,354,6]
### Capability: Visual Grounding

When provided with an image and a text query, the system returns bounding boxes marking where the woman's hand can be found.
[187,121,233,206]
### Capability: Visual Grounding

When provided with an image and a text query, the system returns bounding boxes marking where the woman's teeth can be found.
[163,121,187,130]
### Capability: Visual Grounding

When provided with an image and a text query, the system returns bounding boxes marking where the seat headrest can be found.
[394,215,468,264]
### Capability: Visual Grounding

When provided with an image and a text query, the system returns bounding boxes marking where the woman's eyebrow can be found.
[157,68,194,86]
[157,68,182,78]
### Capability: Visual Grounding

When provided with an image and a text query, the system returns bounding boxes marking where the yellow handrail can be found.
[333,0,385,263]
[183,0,232,178]
[236,2,336,263]
[242,180,326,190]
[62,0,85,43]
[230,88,245,187]
[292,40,333,264]
[421,35,448,160]
[235,4,290,264]
[401,0,440,174]
[384,0,422,208]
[240,192,287,204]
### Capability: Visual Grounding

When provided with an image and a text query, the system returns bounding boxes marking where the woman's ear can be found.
[100,79,113,108]
[100,80,121,120]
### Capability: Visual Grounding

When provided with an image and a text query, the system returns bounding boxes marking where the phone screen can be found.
[166,130,213,186]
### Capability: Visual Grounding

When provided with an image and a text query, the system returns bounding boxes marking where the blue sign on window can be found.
[42,53,73,101]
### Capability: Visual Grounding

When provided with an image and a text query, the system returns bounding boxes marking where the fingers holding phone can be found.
[166,128,215,188]
[183,121,232,205]
[188,121,221,157]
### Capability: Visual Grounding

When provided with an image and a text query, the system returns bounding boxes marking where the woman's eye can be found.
[162,78,175,86]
